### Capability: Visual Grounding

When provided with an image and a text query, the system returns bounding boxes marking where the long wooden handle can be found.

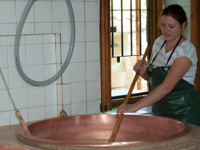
[16,111,31,135]
[108,45,150,143]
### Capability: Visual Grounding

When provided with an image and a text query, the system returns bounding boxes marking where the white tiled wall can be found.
[0,0,100,126]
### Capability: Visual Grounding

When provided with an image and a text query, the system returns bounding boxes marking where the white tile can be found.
[0,112,10,126]
[10,88,28,110]
[61,43,70,62]
[29,106,46,122]
[75,22,85,42]
[71,82,86,102]
[0,37,7,46]
[73,0,87,1]
[28,87,45,107]
[52,1,69,22]
[86,61,100,81]
[87,81,100,101]
[63,104,72,116]
[45,85,57,105]
[44,43,56,64]
[85,2,99,21]
[183,6,190,23]
[87,100,100,114]
[10,109,28,125]
[27,65,45,81]
[62,66,71,84]
[0,1,16,23]
[61,23,71,42]
[35,23,53,34]
[70,62,86,82]
[0,90,10,111]
[0,68,8,90]
[176,0,190,7]
[72,2,85,21]
[0,24,16,36]
[86,41,100,61]
[35,1,52,22]
[26,44,44,65]
[46,105,57,119]
[56,34,61,43]
[53,23,61,34]
[63,84,71,104]
[8,67,27,89]
[72,102,86,115]
[44,64,57,82]
[43,34,56,44]
[85,0,98,1]
[71,42,85,63]
[86,22,99,41]
[21,23,35,35]
[56,43,61,63]
[16,1,34,23]
[57,104,62,115]
[57,85,62,105]
[0,46,8,68]
[8,45,15,67]
[25,35,43,45]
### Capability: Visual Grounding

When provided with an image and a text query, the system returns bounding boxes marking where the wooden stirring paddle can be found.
[108,45,150,143]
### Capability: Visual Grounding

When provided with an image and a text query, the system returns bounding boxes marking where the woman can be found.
[116,4,200,126]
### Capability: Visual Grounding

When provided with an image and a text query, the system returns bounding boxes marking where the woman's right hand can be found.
[116,103,137,118]
[133,60,148,76]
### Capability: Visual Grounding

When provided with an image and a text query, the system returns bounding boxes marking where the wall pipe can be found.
[14,0,76,86]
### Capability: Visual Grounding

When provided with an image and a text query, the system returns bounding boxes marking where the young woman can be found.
[116,4,200,126]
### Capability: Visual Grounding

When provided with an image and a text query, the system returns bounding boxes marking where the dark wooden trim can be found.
[191,0,200,93]
[100,0,112,112]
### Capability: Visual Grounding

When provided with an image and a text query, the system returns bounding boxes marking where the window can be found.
[110,0,150,98]
[100,0,163,112]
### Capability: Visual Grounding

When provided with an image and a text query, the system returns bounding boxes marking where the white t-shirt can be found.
[151,36,198,85]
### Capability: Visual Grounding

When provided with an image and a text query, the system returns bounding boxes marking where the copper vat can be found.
[17,114,192,150]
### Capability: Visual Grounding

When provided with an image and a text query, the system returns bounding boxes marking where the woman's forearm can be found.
[133,83,171,112]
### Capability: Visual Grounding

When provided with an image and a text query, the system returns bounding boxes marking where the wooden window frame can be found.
[191,0,200,93]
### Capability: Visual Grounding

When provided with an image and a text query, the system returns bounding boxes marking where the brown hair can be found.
[161,4,187,27]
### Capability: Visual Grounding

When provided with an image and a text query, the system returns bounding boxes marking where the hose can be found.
[14,0,76,86]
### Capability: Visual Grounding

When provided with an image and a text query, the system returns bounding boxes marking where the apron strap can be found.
[166,35,182,66]
[151,35,182,66]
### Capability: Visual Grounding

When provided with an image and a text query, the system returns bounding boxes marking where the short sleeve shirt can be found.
[151,36,198,85]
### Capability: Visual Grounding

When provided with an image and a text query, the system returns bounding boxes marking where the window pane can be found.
[123,0,130,10]
[123,11,131,56]
[111,56,148,97]
[132,0,136,10]
[131,10,141,55]
[113,11,122,57]
[111,0,149,98]
[141,10,148,54]
[113,0,121,10]
[141,0,147,9]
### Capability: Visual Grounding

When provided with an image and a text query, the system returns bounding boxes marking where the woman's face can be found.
[160,15,185,42]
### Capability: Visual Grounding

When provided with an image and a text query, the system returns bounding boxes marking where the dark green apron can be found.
[148,35,200,126]
[149,66,200,126]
